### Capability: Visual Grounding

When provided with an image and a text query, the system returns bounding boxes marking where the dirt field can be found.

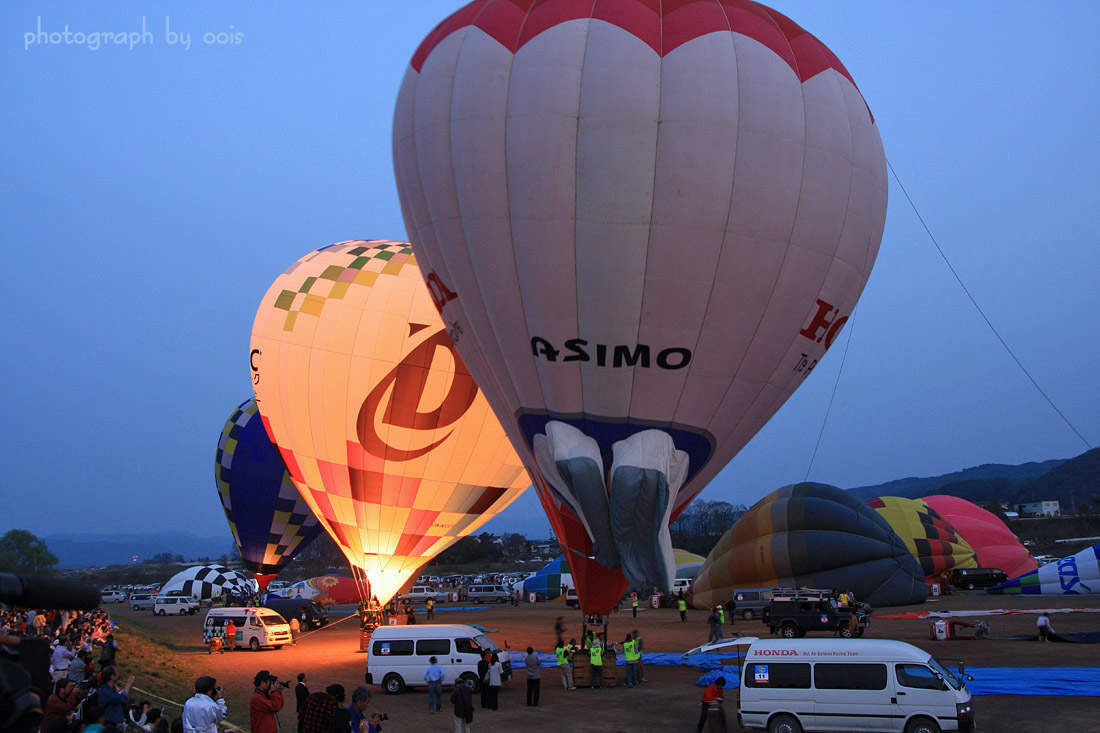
[112,591,1100,732]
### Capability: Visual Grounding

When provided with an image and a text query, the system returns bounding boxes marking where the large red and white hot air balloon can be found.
[394,0,887,613]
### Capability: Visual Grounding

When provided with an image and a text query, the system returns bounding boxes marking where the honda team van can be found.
[739,638,974,732]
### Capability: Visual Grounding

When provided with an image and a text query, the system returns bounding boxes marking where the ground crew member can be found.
[631,592,639,618]
[556,638,576,690]
[696,676,726,733]
[717,604,725,628]
[589,634,604,689]
[224,620,236,652]
[426,596,435,621]
[622,634,640,687]
[678,597,688,622]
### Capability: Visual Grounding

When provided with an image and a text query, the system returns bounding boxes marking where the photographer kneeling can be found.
[250,670,287,733]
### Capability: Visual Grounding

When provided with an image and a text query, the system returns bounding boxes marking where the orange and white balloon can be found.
[250,240,528,603]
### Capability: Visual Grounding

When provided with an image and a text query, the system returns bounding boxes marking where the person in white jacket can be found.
[182,676,228,733]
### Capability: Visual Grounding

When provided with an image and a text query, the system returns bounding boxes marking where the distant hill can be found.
[845,459,1065,501]
[45,532,232,569]
[847,447,1100,511]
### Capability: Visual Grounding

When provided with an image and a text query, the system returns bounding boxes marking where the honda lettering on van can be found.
[756,649,798,656]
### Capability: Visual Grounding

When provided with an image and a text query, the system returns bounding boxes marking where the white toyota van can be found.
[364,623,510,694]
[203,607,293,650]
[739,638,974,733]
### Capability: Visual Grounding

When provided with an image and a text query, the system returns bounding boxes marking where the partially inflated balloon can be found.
[250,241,528,603]
[988,543,1099,595]
[866,496,977,579]
[922,495,1037,581]
[216,398,325,591]
[394,0,887,611]
[692,483,926,609]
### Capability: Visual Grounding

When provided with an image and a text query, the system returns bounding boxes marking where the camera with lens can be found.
[279,680,291,689]
[377,713,389,721]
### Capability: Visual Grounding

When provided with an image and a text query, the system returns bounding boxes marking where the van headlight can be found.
[956,702,972,717]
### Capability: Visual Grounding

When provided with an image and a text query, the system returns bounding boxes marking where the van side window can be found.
[744,663,811,689]
[455,638,482,655]
[814,663,887,690]
[373,639,414,656]
[896,664,945,691]
[417,639,450,656]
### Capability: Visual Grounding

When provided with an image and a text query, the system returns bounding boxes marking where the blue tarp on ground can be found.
[502,650,1100,696]
[694,666,1100,696]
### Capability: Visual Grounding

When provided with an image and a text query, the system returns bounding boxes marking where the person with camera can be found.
[250,670,287,733]
[41,677,84,733]
[181,676,227,733]
[330,686,383,733]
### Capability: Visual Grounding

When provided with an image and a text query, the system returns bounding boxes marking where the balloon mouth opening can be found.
[253,573,278,592]
[362,568,415,606]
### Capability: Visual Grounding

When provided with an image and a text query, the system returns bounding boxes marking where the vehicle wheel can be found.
[905,717,941,733]
[157,610,166,616]
[179,609,187,615]
[458,672,481,693]
[967,582,975,590]
[132,604,139,611]
[839,624,855,638]
[768,713,803,733]
[742,609,754,620]
[249,638,260,651]
[382,673,406,695]
[780,623,799,638]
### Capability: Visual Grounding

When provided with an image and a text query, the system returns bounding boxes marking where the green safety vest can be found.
[590,644,603,666]
[718,608,725,624]
[631,596,638,607]
[556,647,569,666]
[623,639,639,662]
[677,599,687,611]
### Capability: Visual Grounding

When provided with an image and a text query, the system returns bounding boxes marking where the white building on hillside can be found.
[1014,500,1060,517]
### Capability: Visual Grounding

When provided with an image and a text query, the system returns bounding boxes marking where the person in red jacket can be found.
[40,678,84,733]
[250,670,286,733]
[696,676,726,733]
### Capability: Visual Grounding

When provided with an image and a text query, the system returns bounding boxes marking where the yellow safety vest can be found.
[623,639,639,662]
[677,599,687,611]
[590,644,603,666]
[556,646,569,666]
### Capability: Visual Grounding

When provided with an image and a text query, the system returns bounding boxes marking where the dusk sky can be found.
[4,2,1098,546]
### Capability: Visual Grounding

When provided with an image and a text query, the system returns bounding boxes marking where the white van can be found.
[153,595,198,615]
[365,624,510,695]
[739,638,974,733]
[100,590,125,604]
[129,593,155,610]
[203,607,293,650]
[464,584,511,603]
[404,586,439,603]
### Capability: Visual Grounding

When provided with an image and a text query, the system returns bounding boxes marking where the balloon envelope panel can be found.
[692,483,927,609]
[922,495,1037,581]
[394,0,888,606]
[866,496,977,579]
[216,398,324,586]
[250,241,528,603]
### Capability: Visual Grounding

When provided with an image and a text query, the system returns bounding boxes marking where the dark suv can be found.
[951,567,1008,590]
[761,588,870,638]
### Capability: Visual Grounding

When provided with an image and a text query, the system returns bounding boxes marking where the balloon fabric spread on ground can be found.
[692,483,927,609]
[393,0,889,614]
[988,543,1100,596]
[216,398,324,591]
[921,495,1038,581]
[866,496,977,579]
[250,241,529,604]
[160,564,251,601]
